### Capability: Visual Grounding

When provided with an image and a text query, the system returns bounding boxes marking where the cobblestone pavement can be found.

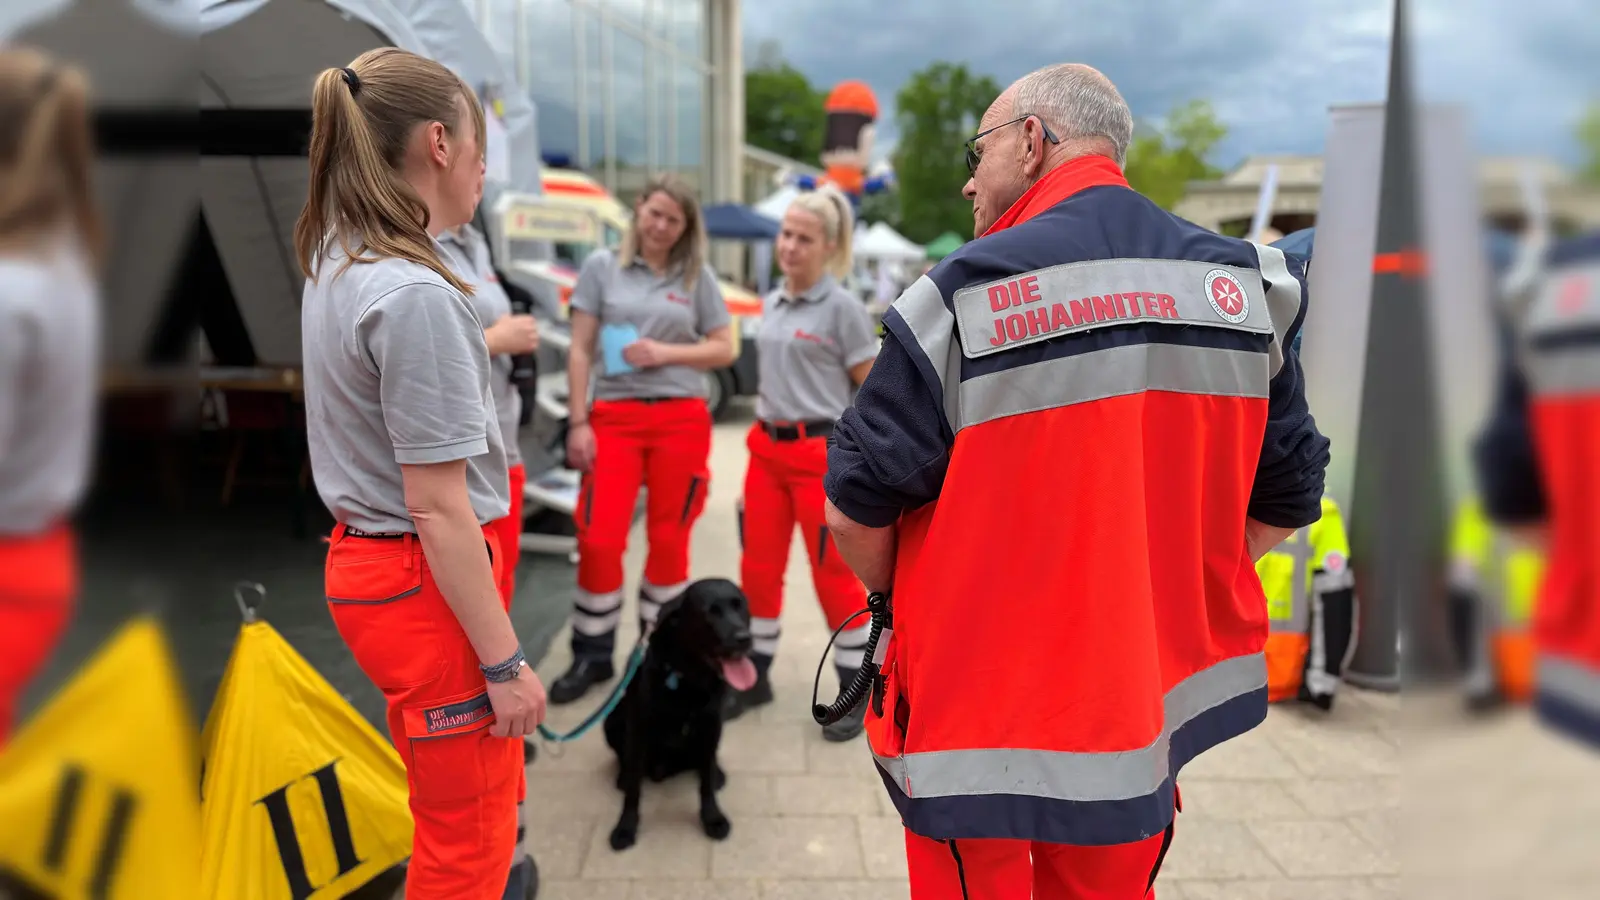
[522,410,1598,900]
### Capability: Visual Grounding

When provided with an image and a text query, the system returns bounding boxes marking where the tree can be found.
[744,42,826,164]
[1578,100,1600,186]
[856,189,901,230]
[890,62,1002,243]
[1122,99,1229,211]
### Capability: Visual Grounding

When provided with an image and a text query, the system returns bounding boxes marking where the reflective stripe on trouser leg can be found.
[751,616,781,669]
[641,579,688,628]
[571,588,623,660]
[834,622,872,684]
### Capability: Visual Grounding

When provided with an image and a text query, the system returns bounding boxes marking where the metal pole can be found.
[1345,0,1449,688]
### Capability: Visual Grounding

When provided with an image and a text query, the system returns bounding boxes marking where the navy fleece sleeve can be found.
[823,328,951,527]
[1250,274,1331,529]
[1473,314,1546,523]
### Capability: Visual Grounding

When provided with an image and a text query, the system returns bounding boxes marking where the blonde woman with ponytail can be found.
[0,47,101,748]
[729,187,879,739]
[294,47,544,899]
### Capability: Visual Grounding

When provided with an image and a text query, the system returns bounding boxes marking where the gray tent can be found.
[8,0,542,367]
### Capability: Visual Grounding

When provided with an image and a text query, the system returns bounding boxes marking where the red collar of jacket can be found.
[982,154,1130,237]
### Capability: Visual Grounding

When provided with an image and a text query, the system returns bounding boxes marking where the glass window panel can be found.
[523,0,579,161]
[612,31,649,196]
[481,1,517,78]
[606,0,646,30]
[673,0,704,59]
[584,8,603,170]
[674,62,704,191]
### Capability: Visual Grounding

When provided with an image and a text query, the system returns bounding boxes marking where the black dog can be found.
[603,578,757,850]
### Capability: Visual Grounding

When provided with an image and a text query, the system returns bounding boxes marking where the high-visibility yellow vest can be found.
[1256,495,1353,701]
[1450,497,1544,701]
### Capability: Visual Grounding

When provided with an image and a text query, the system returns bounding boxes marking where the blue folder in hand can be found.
[600,323,640,375]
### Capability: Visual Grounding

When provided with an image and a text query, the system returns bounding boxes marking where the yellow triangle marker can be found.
[199,619,412,900]
[0,617,203,900]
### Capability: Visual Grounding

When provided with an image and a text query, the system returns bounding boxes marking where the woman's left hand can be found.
[622,338,675,369]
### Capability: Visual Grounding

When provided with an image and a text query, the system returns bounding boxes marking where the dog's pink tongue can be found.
[720,657,758,691]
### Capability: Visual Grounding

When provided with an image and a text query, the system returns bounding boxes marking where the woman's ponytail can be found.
[822,188,854,281]
[292,48,481,295]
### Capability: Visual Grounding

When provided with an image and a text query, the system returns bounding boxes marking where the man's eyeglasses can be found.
[965,114,1061,177]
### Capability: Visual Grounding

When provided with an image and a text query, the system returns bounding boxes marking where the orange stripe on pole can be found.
[1373,248,1428,278]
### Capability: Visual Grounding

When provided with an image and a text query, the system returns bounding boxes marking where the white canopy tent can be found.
[855,221,925,262]
[7,0,541,368]
[197,0,539,366]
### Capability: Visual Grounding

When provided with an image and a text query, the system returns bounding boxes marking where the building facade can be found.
[471,0,743,207]
[1174,154,1600,236]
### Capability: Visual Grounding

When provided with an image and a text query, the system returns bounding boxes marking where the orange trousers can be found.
[0,524,77,746]
[575,398,712,593]
[738,424,864,631]
[324,525,521,899]
[904,821,1174,900]
[1266,632,1309,703]
[488,463,527,607]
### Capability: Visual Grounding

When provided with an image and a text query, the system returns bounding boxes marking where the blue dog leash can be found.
[535,632,650,744]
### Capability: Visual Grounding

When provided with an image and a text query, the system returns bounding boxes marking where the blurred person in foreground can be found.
[822,63,1329,899]
[1474,226,1600,746]
[294,48,545,898]
[0,47,101,747]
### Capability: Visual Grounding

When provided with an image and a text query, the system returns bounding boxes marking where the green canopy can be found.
[924,231,965,260]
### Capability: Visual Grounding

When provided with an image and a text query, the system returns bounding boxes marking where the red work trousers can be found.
[575,399,712,595]
[0,524,77,746]
[488,462,527,607]
[739,424,864,630]
[904,824,1174,900]
[325,525,521,900]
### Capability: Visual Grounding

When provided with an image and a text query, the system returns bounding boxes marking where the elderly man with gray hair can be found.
[820,64,1329,899]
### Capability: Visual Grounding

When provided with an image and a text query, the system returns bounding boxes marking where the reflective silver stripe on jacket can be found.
[892,245,1303,433]
[1539,655,1600,719]
[873,652,1266,802]
[1269,528,1315,634]
[1522,260,1600,395]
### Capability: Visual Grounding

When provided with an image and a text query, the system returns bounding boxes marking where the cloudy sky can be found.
[744,0,1599,171]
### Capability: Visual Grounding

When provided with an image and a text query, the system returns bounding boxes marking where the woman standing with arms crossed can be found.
[550,175,737,705]
[294,48,545,898]
[440,216,539,604]
[727,188,878,738]
[0,48,101,747]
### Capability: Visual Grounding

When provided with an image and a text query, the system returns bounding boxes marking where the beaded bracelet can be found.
[481,647,526,683]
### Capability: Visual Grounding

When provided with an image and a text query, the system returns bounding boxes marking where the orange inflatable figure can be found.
[796,81,892,206]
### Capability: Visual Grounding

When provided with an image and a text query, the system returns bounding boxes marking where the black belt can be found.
[342,527,410,539]
[616,396,690,404]
[760,419,834,442]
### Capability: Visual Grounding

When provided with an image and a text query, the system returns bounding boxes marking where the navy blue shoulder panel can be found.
[1547,230,1600,267]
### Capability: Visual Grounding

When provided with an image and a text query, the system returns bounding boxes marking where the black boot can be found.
[722,655,775,721]
[549,658,615,705]
[821,667,867,742]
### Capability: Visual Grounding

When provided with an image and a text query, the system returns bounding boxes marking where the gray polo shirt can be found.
[439,225,522,467]
[301,242,510,533]
[0,238,100,536]
[755,275,879,423]
[569,248,731,402]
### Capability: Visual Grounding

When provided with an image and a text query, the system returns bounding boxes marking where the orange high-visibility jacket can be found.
[824,156,1330,846]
